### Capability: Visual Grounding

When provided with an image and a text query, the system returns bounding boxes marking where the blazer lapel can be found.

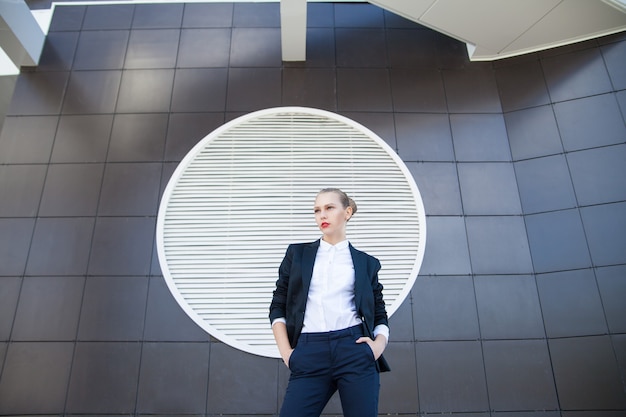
[350,244,368,313]
[301,240,320,296]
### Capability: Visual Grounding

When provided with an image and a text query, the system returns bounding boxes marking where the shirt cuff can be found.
[271,317,286,326]
[373,324,389,344]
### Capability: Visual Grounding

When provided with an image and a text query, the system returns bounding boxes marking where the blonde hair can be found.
[317,188,357,217]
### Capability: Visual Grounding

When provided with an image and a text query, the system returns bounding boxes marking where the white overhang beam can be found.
[280,0,307,61]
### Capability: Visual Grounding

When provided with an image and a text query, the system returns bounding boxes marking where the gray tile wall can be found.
[0,2,625,416]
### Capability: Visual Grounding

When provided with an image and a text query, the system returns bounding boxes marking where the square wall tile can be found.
[182,3,233,28]
[567,145,626,206]
[418,216,471,276]
[73,30,129,70]
[334,2,384,28]
[0,219,35,276]
[525,209,592,273]
[116,69,174,113]
[458,163,522,215]
[515,155,577,214]
[387,298,414,342]
[207,343,278,414]
[171,68,228,112]
[407,162,463,215]
[394,113,454,162]
[305,28,336,67]
[229,28,281,67]
[51,115,113,163]
[26,217,95,276]
[413,276,479,341]
[336,68,392,112]
[226,68,282,112]
[550,336,626,410]
[417,341,489,412]
[474,275,545,339]
[342,111,397,149]
[505,105,563,161]
[39,164,104,216]
[390,69,447,113]
[78,276,149,341]
[48,5,85,31]
[34,31,79,72]
[495,59,550,112]
[537,269,608,338]
[233,2,280,27]
[308,2,334,28]
[282,68,336,110]
[581,201,626,266]
[336,28,387,68]
[450,114,511,162]
[7,72,69,116]
[83,4,134,30]
[165,113,225,162]
[62,70,122,114]
[132,3,184,29]
[0,116,58,164]
[554,94,626,152]
[178,28,231,68]
[137,342,210,413]
[0,277,21,340]
[386,29,438,68]
[483,340,558,411]
[466,216,533,275]
[66,342,141,413]
[12,276,84,341]
[0,342,74,414]
[108,113,168,162]
[0,165,47,217]
[443,67,502,113]
[378,342,418,413]
[601,40,626,90]
[125,29,179,69]
[596,265,626,333]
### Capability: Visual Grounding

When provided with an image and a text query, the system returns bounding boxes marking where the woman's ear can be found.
[345,206,353,220]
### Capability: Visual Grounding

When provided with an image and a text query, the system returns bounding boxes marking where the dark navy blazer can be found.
[269,239,390,372]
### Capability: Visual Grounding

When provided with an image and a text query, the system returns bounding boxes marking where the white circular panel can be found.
[157,107,426,358]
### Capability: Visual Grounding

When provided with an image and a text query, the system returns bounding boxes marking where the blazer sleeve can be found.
[269,244,293,323]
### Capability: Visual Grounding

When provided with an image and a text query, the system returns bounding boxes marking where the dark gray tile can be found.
[550,336,626,410]
[394,113,454,162]
[475,275,545,339]
[0,277,21,340]
[542,48,613,103]
[177,28,231,68]
[341,111,397,149]
[137,342,210,413]
[614,334,626,397]
[618,90,626,120]
[505,105,563,161]
[125,29,179,69]
[418,216,471,275]
[387,29,437,68]
[48,4,85,31]
[337,68,392,112]
[567,145,626,206]
[602,40,626,90]
[334,3,384,28]
[417,341,489,412]
[132,3,183,29]
[62,70,122,114]
[226,68,282,112]
[26,217,94,276]
[494,412,560,417]
[387,297,414,342]
[116,69,174,113]
[596,265,626,333]
[443,67,502,113]
[413,276,479,340]
[0,116,58,163]
[466,216,533,274]
[37,31,79,71]
[108,113,168,162]
[73,30,128,70]
[229,28,281,67]
[305,28,336,67]
[207,343,278,414]
[562,412,626,417]
[390,69,447,112]
[7,71,69,116]
[483,340,558,410]
[0,342,73,414]
[436,33,471,70]
[406,162,463,215]
[83,4,134,30]
[144,276,210,342]
[51,115,113,163]
[450,114,511,161]
[458,163,522,215]
[182,3,233,28]
[554,93,626,152]
[171,68,228,112]
[581,201,626,266]
[538,269,608,338]
[282,68,336,110]
[0,165,47,217]
[515,155,577,214]
[495,59,550,112]
[12,276,84,341]
[384,10,424,29]
[88,217,155,276]
[0,219,35,276]
[525,209,592,273]
[39,164,103,216]
[336,28,387,68]
[78,276,148,341]
[307,2,334,28]
[165,113,224,162]
[233,2,279,27]
[98,163,161,216]
[66,342,141,413]
[378,342,418,413]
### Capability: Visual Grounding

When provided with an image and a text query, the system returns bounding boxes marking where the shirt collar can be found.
[319,238,350,252]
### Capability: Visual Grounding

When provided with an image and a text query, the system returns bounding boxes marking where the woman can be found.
[269,188,390,417]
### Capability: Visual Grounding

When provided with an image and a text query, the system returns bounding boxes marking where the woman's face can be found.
[314,192,352,243]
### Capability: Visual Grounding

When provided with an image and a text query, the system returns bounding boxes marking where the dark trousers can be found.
[279,324,380,417]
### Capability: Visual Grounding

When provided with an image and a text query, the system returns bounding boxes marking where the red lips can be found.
[321,222,329,228]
